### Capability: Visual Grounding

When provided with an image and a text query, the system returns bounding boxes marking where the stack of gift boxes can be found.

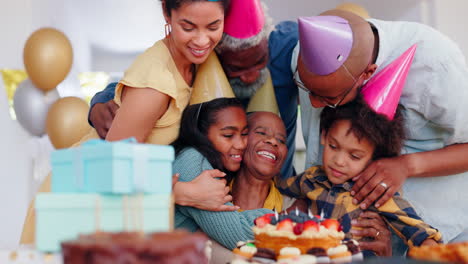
[34,138,174,252]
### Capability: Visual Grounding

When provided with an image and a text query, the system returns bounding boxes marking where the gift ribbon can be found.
[133,145,148,193]
[76,137,148,193]
[94,194,144,233]
[94,196,101,232]
[73,148,84,189]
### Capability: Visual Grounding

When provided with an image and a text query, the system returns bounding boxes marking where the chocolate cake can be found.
[61,231,209,264]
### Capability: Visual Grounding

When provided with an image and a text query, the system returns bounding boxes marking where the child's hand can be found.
[350,155,410,209]
[351,211,392,256]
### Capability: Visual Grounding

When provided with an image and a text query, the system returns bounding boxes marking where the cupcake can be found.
[327,245,351,263]
[342,240,363,262]
[251,247,276,263]
[307,247,330,264]
[233,242,258,259]
[277,247,301,260]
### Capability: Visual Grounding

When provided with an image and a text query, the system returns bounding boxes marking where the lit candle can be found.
[275,210,279,221]
[295,207,299,216]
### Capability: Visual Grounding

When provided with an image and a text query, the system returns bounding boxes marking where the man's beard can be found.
[229,68,268,100]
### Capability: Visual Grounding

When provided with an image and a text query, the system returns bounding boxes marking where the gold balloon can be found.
[46,97,91,149]
[23,28,73,92]
[335,2,370,19]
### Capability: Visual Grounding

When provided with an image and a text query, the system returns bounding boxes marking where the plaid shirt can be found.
[277,166,443,246]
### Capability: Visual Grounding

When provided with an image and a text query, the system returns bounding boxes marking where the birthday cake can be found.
[232,211,362,263]
[253,211,344,254]
[61,231,210,264]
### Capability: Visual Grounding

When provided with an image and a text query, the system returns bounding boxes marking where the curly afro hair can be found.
[320,95,405,160]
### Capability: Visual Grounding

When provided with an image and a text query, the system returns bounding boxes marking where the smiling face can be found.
[296,10,377,109]
[219,38,269,84]
[167,1,224,65]
[243,112,288,180]
[321,120,374,185]
[207,106,248,172]
[297,57,364,108]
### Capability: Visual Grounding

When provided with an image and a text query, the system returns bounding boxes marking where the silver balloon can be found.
[13,79,60,136]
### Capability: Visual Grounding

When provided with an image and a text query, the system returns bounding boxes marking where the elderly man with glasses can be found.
[295,9,468,247]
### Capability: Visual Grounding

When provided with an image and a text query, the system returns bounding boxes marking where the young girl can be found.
[278,97,442,251]
[172,97,272,250]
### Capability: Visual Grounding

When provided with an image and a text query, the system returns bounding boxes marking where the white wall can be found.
[0,0,35,248]
[267,0,426,24]
[431,0,468,57]
[267,0,468,57]
[1,0,468,247]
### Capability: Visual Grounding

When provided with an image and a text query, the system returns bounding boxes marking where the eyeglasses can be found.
[293,63,361,109]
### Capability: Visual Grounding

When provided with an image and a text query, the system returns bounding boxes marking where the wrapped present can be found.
[51,138,174,194]
[35,193,173,252]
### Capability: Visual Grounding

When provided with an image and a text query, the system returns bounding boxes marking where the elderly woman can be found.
[230,111,293,212]
[223,111,394,262]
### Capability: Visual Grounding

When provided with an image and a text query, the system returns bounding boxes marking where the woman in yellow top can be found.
[20,0,231,244]
[108,0,229,144]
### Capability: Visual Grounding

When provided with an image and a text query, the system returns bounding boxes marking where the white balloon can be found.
[13,79,60,136]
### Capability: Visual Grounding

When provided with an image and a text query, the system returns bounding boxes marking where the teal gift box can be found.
[35,193,173,252]
[51,138,174,194]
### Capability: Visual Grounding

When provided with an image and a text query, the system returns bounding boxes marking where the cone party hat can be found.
[189,52,235,105]
[361,44,417,120]
[224,0,265,39]
[246,70,279,115]
[298,16,353,75]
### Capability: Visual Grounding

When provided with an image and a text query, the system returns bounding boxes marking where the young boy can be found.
[278,97,442,248]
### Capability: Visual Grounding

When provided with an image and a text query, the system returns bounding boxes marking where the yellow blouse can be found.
[115,40,192,145]
[20,40,193,244]
[229,180,283,212]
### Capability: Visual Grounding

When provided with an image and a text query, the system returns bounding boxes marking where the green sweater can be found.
[173,147,272,249]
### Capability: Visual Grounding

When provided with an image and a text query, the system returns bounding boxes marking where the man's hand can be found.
[173,169,240,212]
[351,155,409,209]
[89,100,119,139]
[351,211,392,257]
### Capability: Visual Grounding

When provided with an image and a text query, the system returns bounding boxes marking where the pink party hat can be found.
[361,44,417,120]
[224,0,265,39]
[298,16,353,75]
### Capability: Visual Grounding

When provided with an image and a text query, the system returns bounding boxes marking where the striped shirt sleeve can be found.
[373,194,443,246]
[276,167,321,199]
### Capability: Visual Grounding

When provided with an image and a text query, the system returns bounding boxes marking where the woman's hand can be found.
[351,156,409,209]
[173,169,240,211]
[351,211,392,257]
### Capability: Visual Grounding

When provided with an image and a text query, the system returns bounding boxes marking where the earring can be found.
[165,23,172,38]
